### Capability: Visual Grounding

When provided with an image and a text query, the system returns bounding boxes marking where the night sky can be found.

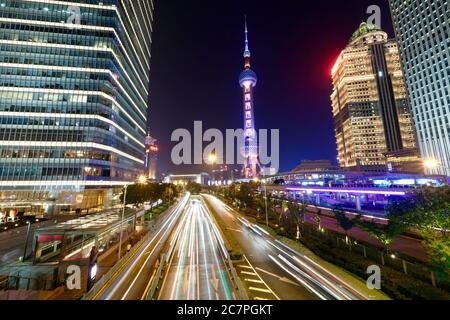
[149,0,393,175]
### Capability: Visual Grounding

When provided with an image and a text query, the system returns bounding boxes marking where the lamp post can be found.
[209,152,217,188]
[261,179,269,228]
[118,175,147,261]
[424,159,450,174]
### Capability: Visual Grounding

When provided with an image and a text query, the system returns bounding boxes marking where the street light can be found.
[209,152,217,185]
[423,158,450,174]
[262,179,269,228]
[118,175,147,261]
[138,174,147,184]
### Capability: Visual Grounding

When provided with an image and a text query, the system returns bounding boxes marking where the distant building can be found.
[261,167,278,176]
[331,23,418,172]
[385,149,424,175]
[389,0,450,177]
[293,160,339,173]
[212,165,240,184]
[145,133,158,180]
[164,173,210,186]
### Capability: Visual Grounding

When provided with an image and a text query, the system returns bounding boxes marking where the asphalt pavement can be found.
[158,197,235,300]
[203,194,372,300]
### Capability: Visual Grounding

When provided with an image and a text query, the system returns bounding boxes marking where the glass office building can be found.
[331,23,417,172]
[389,0,450,176]
[0,0,153,216]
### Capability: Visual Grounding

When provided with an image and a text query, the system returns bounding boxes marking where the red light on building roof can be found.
[331,51,343,77]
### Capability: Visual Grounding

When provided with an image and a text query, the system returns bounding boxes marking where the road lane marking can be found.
[249,287,272,294]
[244,278,264,284]
[268,254,328,300]
[240,271,257,276]
[255,267,300,287]
[243,255,280,300]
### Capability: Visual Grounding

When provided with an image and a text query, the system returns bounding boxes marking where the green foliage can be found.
[333,205,360,235]
[235,183,257,208]
[121,183,180,205]
[386,186,450,280]
[186,181,202,194]
[358,220,406,248]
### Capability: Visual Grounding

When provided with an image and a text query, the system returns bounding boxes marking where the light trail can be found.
[204,194,368,300]
[158,197,234,300]
[92,193,190,300]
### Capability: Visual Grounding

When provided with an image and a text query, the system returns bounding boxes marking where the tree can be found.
[333,205,360,244]
[358,220,406,265]
[186,182,202,195]
[385,187,450,279]
[287,201,306,239]
[235,183,256,209]
[315,210,322,231]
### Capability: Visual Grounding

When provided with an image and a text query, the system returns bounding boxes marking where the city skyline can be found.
[0,0,448,304]
[150,0,395,175]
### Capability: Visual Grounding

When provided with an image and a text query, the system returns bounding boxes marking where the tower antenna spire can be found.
[244,15,251,58]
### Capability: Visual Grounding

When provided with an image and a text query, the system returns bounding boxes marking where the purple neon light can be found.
[285,187,406,196]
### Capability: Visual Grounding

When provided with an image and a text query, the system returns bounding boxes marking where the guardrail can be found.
[82,229,154,300]
[144,254,166,300]
[82,199,183,300]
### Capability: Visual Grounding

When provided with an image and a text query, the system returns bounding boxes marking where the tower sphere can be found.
[239,69,258,88]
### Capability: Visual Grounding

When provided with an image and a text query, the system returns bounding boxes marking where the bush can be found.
[300,236,450,300]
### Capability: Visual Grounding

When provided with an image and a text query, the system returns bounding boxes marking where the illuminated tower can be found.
[239,18,260,179]
[145,133,158,180]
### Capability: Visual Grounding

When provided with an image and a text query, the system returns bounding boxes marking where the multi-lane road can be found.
[158,197,235,300]
[203,194,374,300]
[87,193,380,300]
[91,194,190,300]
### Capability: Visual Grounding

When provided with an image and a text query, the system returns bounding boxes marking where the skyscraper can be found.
[145,133,158,180]
[389,0,450,176]
[331,23,417,171]
[0,0,153,216]
[239,18,260,179]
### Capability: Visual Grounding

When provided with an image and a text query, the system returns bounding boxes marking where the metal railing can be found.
[144,254,166,300]
[82,230,153,300]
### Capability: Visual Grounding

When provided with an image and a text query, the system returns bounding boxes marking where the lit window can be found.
[245,102,251,110]
[245,111,251,119]
[246,120,252,128]
[245,93,251,101]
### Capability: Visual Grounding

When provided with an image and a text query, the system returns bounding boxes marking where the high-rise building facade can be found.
[239,19,260,179]
[331,23,417,171]
[145,133,158,180]
[0,0,153,216]
[389,0,450,176]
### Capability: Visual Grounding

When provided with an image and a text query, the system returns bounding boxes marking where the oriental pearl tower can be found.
[239,17,260,179]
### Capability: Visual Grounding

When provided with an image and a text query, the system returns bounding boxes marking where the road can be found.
[91,194,190,300]
[0,216,73,267]
[203,194,372,300]
[301,207,427,261]
[158,197,235,300]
